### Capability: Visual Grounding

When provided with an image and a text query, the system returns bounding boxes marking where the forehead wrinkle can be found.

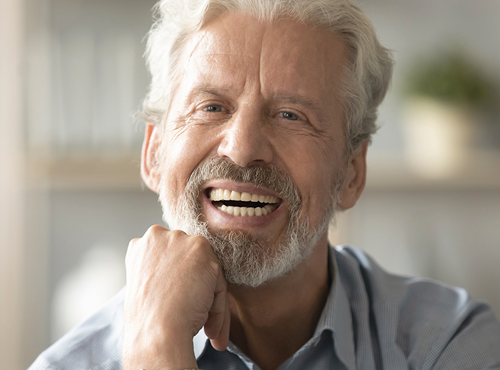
[184,14,342,129]
[258,18,347,128]
[185,28,258,69]
[257,21,272,108]
[188,15,268,98]
[185,30,209,65]
[188,54,259,100]
[257,26,326,125]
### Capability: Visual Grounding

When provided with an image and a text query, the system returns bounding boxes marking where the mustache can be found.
[185,157,302,210]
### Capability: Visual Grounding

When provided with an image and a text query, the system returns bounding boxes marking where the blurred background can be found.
[1,0,499,368]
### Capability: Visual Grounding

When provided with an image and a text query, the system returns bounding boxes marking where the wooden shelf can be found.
[26,154,144,190]
[366,150,500,190]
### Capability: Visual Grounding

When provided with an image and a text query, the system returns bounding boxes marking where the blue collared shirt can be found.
[29,246,500,369]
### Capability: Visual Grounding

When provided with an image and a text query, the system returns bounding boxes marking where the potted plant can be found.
[402,50,495,178]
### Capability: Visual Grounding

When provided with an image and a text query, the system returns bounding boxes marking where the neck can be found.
[227,234,331,370]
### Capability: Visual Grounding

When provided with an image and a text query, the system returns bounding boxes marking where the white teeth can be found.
[209,188,280,204]
[210,189,222,201]
[230,191,241,201]
[241,192,251,202]
[211,187,280,217]
[216,204,277,217]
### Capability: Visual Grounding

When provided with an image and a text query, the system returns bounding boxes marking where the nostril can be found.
[217,117,274,167]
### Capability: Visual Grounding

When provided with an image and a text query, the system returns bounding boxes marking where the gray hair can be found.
[142,0,394,153]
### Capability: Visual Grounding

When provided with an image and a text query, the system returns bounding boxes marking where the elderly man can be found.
[30,0,500,369]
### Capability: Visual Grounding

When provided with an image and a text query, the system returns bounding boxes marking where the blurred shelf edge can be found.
[26,153,144,190]
[25,150,500,191]
[366,150,500,191]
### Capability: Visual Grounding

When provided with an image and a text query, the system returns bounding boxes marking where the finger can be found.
[125,238,141,270]
[210,297,230,351]
[204,264,227,340]
[204,291,227,339]
[126,238,140,253]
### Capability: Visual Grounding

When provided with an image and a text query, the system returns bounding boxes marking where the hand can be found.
[122,225,230,370]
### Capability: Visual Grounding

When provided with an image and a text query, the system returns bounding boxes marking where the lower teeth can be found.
[217,204,275,216]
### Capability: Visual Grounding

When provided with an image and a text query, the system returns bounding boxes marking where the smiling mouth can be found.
[208,188,282,217]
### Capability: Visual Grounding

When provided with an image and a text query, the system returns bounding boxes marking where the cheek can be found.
[296,166,334,211]
[159,126,222,194]
[273,137,342,219]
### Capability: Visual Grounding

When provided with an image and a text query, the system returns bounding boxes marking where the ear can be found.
[337,141,368,210]
[141,124,161,193]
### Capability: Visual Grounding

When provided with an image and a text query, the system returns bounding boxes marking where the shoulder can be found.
[334,245,474,311]
[333,246,500,369]
[28,287,126,370]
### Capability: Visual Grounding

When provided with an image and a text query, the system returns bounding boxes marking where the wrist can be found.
[123,332,198,370]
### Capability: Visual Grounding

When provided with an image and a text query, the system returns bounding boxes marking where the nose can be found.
[217,105,273,167]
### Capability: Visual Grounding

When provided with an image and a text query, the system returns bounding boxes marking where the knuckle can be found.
[189,237,220,275]
[184,235,211,261]
[128,238,140,248]
[145,224,166,236]
[190,236,212,258]
[143,225,172,246]
[169,229,187,239]
[125,238,140,262]
[189,234,210,248]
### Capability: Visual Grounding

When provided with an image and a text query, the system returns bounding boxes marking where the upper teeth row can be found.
[209,188,279,204]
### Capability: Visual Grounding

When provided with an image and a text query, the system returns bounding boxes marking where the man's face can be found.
[144,12,364,286]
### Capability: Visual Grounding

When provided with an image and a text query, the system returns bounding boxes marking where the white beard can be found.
[159,157,342,287]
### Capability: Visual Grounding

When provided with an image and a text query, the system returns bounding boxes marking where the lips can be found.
[208,187,281,217]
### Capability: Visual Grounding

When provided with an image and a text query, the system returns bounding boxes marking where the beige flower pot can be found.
[403,98,477,178]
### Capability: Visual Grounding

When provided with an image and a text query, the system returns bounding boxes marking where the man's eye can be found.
[204,105,222,113]
[279,111,299,121]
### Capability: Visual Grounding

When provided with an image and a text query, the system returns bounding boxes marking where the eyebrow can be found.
[271,93,327,120]
[267,92,333,128]
[189,84,235,99]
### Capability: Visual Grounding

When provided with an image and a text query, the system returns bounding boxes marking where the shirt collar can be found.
[194,245,356,370]
[313,245,356,370]
[193,329,208,358]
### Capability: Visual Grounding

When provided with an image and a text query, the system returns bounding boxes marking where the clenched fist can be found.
[122,225,231,370]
